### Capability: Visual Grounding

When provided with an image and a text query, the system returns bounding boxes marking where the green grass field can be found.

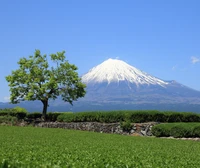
[1,126,200,167]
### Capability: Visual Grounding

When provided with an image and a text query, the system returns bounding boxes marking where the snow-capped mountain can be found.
[82,58,168,86]
[78,58,200,112]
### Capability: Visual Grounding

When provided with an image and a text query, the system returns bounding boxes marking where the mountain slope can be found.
[82,58,168,86]
[80,58,200,109]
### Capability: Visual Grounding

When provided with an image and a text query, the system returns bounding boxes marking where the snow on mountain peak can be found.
[82,58,168,86]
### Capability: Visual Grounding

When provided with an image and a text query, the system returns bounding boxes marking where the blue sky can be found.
[0,0,200,102]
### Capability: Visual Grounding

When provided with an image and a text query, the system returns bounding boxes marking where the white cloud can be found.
[3,96,10,102]
[191,56,200,64]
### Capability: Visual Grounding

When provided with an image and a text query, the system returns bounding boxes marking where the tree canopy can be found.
[6,50,86,119]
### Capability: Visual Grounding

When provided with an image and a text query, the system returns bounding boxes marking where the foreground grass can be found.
[0,126,200,167]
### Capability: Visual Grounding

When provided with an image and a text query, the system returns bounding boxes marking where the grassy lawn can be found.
[0,126,200,167]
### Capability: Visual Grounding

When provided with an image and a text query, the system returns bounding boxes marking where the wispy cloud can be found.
[172,65,177,71]
[171,65,187,72]
[191,56,200,64]
[3,96,10,102]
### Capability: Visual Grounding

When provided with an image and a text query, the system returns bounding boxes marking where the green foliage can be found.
[120,120,132,132]
[193,126,200,137]
[13,112,27,120]
[0,108,27,120]
[170,126,190,138]
[26,112,68,121]
[26,112,42,119]
[0,116,17,125]
[13,106,27,112]
[5,50,86,118]
[151,124,171,137]
[57,110,200,123]
[1,159,9,168]
[46,112,66,122]
[57,111,126,123]
[1,126,200,167]
[152,123,200,138]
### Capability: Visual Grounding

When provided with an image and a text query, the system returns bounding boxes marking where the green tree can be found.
[6,50,86,120]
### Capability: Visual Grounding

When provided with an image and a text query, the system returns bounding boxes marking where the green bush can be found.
[120,120,132,132]
[170,126,189,138]
[0,116,17,125]
[165,112,183,122]
[57,113,74,122]
[193,125,200,137]
[11,111,27,120]
[46,112,65,122]
[129,111,160,122]
[0,111,9,116]
[27,112,42,119]
[0,108,27,120]
[182,113,200,122]
[97,112,125,123]
[57,110,200,123]
[152,123,200,138]
[27,112,67,121]
[151,112,167,122]
[151,124,171,137]
[13,106,27,113]
[57,111,127,123]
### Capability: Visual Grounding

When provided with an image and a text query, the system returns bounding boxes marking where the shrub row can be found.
[57,110,200,123]
[0,108,68,121]
[26,112,68,121]
[26,112,42,119]
[1,109,200,123]
[152,123,200,138]
[0,109,27,120]
[0,116,18,125]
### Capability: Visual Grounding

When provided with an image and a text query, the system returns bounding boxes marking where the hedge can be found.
[152,123,200,138]
[0,116,18,125]
[46,112,69,121]
[57,111,200,123]
[26,112,72,121]
[0,108,27,120]
[1,109,200,124]
[26,112,42,119]
[0,108,67,122]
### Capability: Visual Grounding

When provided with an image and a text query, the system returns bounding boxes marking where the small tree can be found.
[6,50,86,120]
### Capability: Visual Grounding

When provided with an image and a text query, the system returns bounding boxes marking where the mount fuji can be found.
[1,58,200,112]
[82,58,168,86]
[76,58,200,112]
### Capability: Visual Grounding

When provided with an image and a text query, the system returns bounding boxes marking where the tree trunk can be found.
[41,99,48,121]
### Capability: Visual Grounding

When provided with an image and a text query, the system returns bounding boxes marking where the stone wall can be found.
[34,122,158,136]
